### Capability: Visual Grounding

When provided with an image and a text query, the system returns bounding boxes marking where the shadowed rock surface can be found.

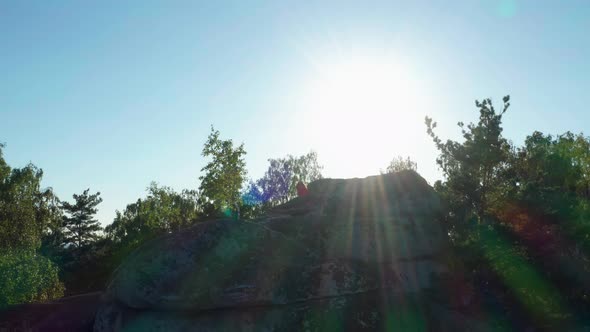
[0,292,101,331]
[95,171,468,331]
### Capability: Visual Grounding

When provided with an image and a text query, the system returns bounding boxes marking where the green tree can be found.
[199,126,247,218]
[39,191,66,267]
[0,249,64,307]
[106,183,200,245]
[513,132,580,211]
[61,189,103,249]
[424,98,587,326]
[509,131,590,243]
[257,157,293,205]
[0,144,64,304]
[0,144,61,250]
[240,181,267,219]
[553,132,590,199]
[253,151,323,206]
[426,96,513,223]
[381,156,417,174]
[101,183,201,287]
[288,151,323,198]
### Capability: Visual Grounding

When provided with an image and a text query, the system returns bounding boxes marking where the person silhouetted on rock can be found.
[296,181,309,197]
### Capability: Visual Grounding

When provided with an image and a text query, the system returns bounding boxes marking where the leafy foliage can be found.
[0,144,64,304]
[426,96,513,223]
[240,181,268,219]
[0,147,61,250]
[510,132,582,217]
[426,96,590,328]
[199,126,247,218]
[61,189,103,249]
[381,156,417,174]
[106,183,200,245]
[248,151,323,208]
[95,183,203,293]
[258,158,293,204]
[0,249,64,307]
[288,151,324,195]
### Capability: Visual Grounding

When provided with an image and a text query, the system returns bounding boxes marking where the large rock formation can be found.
[95,171,463,331]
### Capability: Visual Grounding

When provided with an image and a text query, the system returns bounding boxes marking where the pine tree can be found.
[61,189,102,248]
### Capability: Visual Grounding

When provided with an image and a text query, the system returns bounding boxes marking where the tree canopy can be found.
[0,151,61,250]
[426,96,590,326]
[426,96,512,223]
[381,156,417,174]
[246,151,323,208]
[199,126,247,218]
[0,144,64,305]
[61,189,103,249]
[105,183,200,246]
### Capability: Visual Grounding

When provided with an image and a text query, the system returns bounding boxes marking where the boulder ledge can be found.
[95,171,463,331]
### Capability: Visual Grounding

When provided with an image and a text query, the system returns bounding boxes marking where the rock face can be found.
[95,171,458,331]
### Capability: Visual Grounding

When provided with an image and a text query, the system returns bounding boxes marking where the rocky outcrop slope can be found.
[95,171,461,331]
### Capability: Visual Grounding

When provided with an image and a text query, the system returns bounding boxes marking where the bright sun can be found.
[298,54,425,177]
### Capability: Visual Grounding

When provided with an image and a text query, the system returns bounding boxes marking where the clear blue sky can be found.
[2,1,589,225]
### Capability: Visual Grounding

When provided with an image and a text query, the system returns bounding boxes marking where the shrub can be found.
[0,249,64,307]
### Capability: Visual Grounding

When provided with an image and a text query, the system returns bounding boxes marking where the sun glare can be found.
[299,54,425,177]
